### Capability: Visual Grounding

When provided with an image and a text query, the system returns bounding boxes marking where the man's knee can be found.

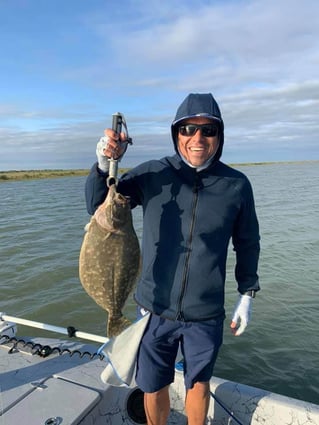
[187,381,210,397]
[145,385,170,400]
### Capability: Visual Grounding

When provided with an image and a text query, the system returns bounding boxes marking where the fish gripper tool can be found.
[107,112,132,187]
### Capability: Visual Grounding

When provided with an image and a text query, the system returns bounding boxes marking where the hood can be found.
[171,93,224,162]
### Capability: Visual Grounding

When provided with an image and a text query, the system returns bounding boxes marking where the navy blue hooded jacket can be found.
[85,93,260,321]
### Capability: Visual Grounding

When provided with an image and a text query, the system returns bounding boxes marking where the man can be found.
[85,93,260,425]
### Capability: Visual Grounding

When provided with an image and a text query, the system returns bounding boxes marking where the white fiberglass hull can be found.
[1,318,318,425]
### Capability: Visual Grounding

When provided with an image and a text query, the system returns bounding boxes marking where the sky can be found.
[0,0,318,170]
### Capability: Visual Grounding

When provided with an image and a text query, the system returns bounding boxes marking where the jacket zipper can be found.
[176,179,200,321]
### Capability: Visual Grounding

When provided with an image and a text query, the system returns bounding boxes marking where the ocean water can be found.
[0,162,318,405]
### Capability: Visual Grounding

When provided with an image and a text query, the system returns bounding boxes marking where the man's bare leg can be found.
[144,385,170,425]
[185,381,210,425]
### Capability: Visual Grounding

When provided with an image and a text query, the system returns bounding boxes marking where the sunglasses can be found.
[178,123,218,137]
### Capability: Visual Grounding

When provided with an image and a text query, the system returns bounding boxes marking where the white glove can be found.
[230,294,252,336]
[96,136,111,173]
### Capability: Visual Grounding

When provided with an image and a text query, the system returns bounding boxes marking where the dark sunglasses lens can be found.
[179,125,196,136]
[201,125,218,137]
[179,124,218,137]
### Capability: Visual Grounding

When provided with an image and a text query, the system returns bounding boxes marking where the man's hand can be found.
[96,129,128,172]
[230,294,253,336]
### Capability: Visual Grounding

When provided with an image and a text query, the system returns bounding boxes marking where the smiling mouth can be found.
[189,147,205,151]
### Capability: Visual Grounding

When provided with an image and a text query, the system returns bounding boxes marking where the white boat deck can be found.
[1,321,319,425]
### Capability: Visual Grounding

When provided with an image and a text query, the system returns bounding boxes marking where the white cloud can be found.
[0,0,318,170]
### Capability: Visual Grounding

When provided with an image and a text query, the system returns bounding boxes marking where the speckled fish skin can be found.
[79,184,140,337]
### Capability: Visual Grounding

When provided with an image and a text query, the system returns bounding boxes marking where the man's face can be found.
[177,117,219,167]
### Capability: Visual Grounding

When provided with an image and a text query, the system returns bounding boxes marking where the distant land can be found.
[0,161,317,182]
[0,169,89,181]
[0,168,128,181]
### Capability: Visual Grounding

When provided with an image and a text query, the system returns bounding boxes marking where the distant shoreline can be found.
[0,169,90,182]
[0,168,128,182]
[0,161,317,181]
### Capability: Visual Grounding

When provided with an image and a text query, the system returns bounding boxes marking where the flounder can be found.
[79,184,140,337]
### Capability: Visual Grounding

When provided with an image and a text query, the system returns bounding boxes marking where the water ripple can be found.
[1,163,318,404]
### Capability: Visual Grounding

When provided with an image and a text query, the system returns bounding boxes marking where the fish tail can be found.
[107,315,132,338]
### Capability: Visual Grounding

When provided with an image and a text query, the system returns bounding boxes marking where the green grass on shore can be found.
[0,168,131,182]
[0,169,89,181]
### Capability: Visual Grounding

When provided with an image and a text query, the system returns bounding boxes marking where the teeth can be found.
[190,148,204,151]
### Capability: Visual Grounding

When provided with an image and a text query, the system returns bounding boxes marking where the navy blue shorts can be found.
[135,314,224,393]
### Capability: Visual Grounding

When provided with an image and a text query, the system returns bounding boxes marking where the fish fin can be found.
[107,315,132,338]
[84,222,91,232]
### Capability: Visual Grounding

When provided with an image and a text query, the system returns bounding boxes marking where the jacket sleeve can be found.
[85,162,141,215]
[85,163,109,215]
[232,179,260,294]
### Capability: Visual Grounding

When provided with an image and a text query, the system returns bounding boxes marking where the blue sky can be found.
[1,0,318,170]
